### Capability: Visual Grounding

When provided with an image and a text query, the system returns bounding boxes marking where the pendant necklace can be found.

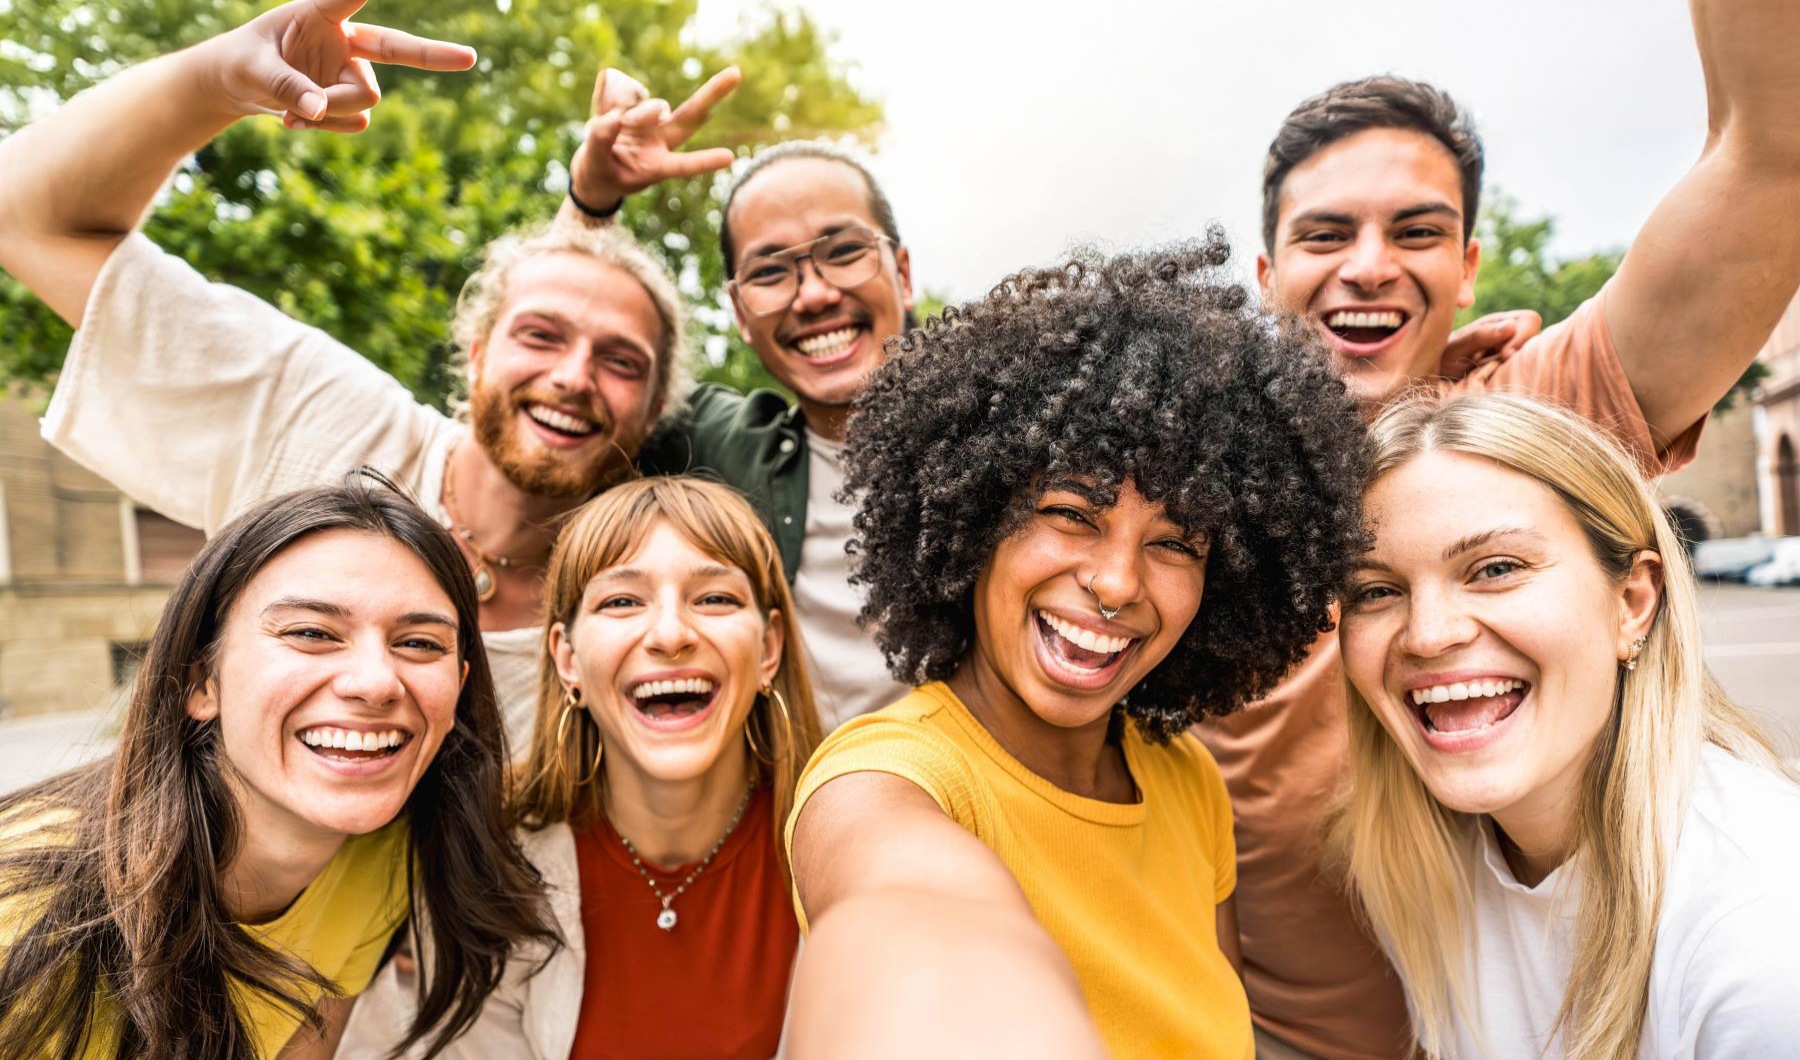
[441,445,546,603]
[618,779,756,931]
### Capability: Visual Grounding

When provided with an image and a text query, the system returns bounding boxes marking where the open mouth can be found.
[630,676,718,722]
[524,402,599,439]
[1324,309,1409,348]
[298,726,412,762]
[791,325,865,362]
[1409,678,1529,736]
[1034,610,1137,687]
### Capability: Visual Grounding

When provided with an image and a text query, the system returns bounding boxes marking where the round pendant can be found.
[472,563,496,602]
[656,908,678,931]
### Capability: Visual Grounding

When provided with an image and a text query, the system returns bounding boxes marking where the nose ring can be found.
[1085,573,1121,621]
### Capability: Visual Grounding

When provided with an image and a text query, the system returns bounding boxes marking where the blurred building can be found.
[1756,288,1800,536]
[0,391,202,718]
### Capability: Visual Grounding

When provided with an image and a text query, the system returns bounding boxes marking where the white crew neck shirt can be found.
[789,429,909,731]
[1449,745,1800,1059]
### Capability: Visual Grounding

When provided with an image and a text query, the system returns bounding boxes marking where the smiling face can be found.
[963,478,1209,735]
[1339,451,1659,839]
[185,529,465,846]
[1257,128,1480,406]
[468,252,667,499]
[726,158,913,425]
[551,520,782,788]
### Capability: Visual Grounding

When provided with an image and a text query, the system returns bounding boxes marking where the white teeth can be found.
[1038,611,1132,655]
[299,727,407,751]
[1409,679,1523,706]
[1326,310,1404,330]
[632,677,718,700]
[794,326,859,358]
[526,404,597,435]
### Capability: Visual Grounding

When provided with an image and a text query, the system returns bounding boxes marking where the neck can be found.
[445,437,584,556]
[1490,801,1577,889]
[601,745,755,869]
[220,816,348,925]
[797,400,850,443]
[946,657,1133,803]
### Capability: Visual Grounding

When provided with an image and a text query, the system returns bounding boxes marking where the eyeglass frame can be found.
[727,226,899,318]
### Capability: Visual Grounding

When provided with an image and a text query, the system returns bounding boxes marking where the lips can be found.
[1319,307,1412,354]
[1406,678,1531,742]
[782,320,869,366]
[1032,611,1139,691]
[297,725,413,762]
[523,402,599,438]
[627,675,719,728]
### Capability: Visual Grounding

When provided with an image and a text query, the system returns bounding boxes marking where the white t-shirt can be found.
[789,430,909,731]
[41,234,540,746]
[1453,745,1800,1059]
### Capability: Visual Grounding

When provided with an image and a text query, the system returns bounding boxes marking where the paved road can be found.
[2,583,1795,794]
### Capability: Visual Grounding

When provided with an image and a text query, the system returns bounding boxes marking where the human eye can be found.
[823,234,876,262]
[395,634,453,657]
[514,323,560,347]
[696,590,746,609]
[594,594,643,612]
[1155,537,1204,560]
[742,258,792,286]
[1344,581,1399,609]
[1396,224,1446,245]
[1039,503,1094,528]
[1298,228,1348,247]
[281,625,339,648]
[604,352,649,380]
[1470,557,1527,583]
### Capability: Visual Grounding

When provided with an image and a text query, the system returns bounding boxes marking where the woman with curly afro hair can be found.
[780,233,1370,1060]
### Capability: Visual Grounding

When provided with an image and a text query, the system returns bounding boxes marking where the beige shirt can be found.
[1198,290,1705,1060]
[41,234,539,746]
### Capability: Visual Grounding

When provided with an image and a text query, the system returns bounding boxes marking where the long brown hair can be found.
[513,476,823,871]
[0,479,557,1059]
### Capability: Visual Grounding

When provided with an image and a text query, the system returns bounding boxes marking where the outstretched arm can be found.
[1605,0,1800,441]
[787,773,1107,1059]
[556,66,741,229]
[0,0,474,326]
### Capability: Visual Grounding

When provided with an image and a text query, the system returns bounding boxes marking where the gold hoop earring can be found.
[556,687,604,786]
[747,684,792,765]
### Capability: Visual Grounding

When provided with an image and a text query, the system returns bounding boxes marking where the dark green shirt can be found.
[637,383,809,581]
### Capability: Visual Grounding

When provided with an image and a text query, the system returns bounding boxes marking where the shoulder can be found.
[1129,728,1229,806]
[797,686,981,820]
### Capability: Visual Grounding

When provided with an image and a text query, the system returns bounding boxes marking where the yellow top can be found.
[787,682,1251,1060]
[0,813,411,1058]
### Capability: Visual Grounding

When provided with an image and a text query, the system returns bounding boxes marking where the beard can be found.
[468,380,642,500]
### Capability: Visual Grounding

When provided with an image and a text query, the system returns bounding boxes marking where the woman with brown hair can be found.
[345,475,822,1059]
[0,478,554,1060]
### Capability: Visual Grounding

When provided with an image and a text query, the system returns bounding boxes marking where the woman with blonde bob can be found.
[1334,392,1800,1060]
[345,475,822,1059]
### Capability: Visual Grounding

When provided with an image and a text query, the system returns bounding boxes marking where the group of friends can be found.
[0,0,1798,1057]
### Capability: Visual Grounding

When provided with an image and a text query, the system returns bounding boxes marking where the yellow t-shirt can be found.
[787,682,1251,1060]
[0,813,411,1058]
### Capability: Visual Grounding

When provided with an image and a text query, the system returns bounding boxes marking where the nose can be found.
[545,341,598,396]
[1397,586,1479,660]
[790,256,844,316]
[644,598,699,659]
[1083,539,1146,619]
[333,638,407,708]
[1337,228,1402,293]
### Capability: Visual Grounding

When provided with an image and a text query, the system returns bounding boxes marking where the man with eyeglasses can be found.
[565,119,916,729]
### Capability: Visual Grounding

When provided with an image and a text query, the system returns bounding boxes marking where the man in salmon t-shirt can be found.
[1214,2,1800,1057]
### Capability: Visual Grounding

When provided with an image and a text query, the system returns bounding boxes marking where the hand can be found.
[203,0,476,133]
[1439,309,1542,380]
[569,66,742,209]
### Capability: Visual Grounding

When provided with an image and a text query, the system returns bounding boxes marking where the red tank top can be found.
[568,783,799,1060]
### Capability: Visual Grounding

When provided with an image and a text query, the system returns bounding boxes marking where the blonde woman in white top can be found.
[1334,392,1800,1060]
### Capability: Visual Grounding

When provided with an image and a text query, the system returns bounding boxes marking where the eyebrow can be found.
[741,222,867,263]
[1286,201,1460,233]
[594,565,744,582]
[1441,526,1548,562]
[508,308,654,361]
[262,598,456,629]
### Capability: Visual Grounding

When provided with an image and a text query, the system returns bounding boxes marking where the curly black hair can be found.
[843,232,1370,742]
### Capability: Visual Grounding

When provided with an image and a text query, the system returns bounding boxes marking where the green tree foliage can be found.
[0,0,882,407]
[1461,192,1765,411]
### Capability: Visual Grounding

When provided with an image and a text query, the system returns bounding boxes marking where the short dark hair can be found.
[1262,75,1484,251]
[720,141,902,278]
[844,233,1370,741]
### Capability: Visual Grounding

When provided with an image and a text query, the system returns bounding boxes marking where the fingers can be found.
[247,48,331,121]
[344,22,477,71]
[284,110,371,134]
[312,0,371,22]
[321,58,381,115]
[620,96,673,134]
[654,146,738,179]
[665,66,741,143]
[592,68,650,118]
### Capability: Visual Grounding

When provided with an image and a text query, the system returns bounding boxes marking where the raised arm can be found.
[0,0,474,326]
[1605,0,1800,441]
[787,773,1108,1060]
[556,66,741,229]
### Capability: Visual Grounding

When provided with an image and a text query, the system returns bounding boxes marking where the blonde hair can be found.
[1331,392,1792,1059]
[512,476,823,875]
[450,221,694,424]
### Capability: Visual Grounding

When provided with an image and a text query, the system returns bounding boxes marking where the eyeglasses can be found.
[729,227,894,317]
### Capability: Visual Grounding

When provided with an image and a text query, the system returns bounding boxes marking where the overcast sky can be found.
[692,0,1704,302]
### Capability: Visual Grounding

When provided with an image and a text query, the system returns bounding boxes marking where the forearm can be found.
[786,890,1108,1060]
[0,41,242,324]
[1693,0,1800,163]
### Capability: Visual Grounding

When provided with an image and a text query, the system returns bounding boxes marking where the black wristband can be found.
[568,184,625,220]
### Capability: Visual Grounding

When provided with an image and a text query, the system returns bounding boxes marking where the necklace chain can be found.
[618,779,756,932]
[441,444,549,600]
